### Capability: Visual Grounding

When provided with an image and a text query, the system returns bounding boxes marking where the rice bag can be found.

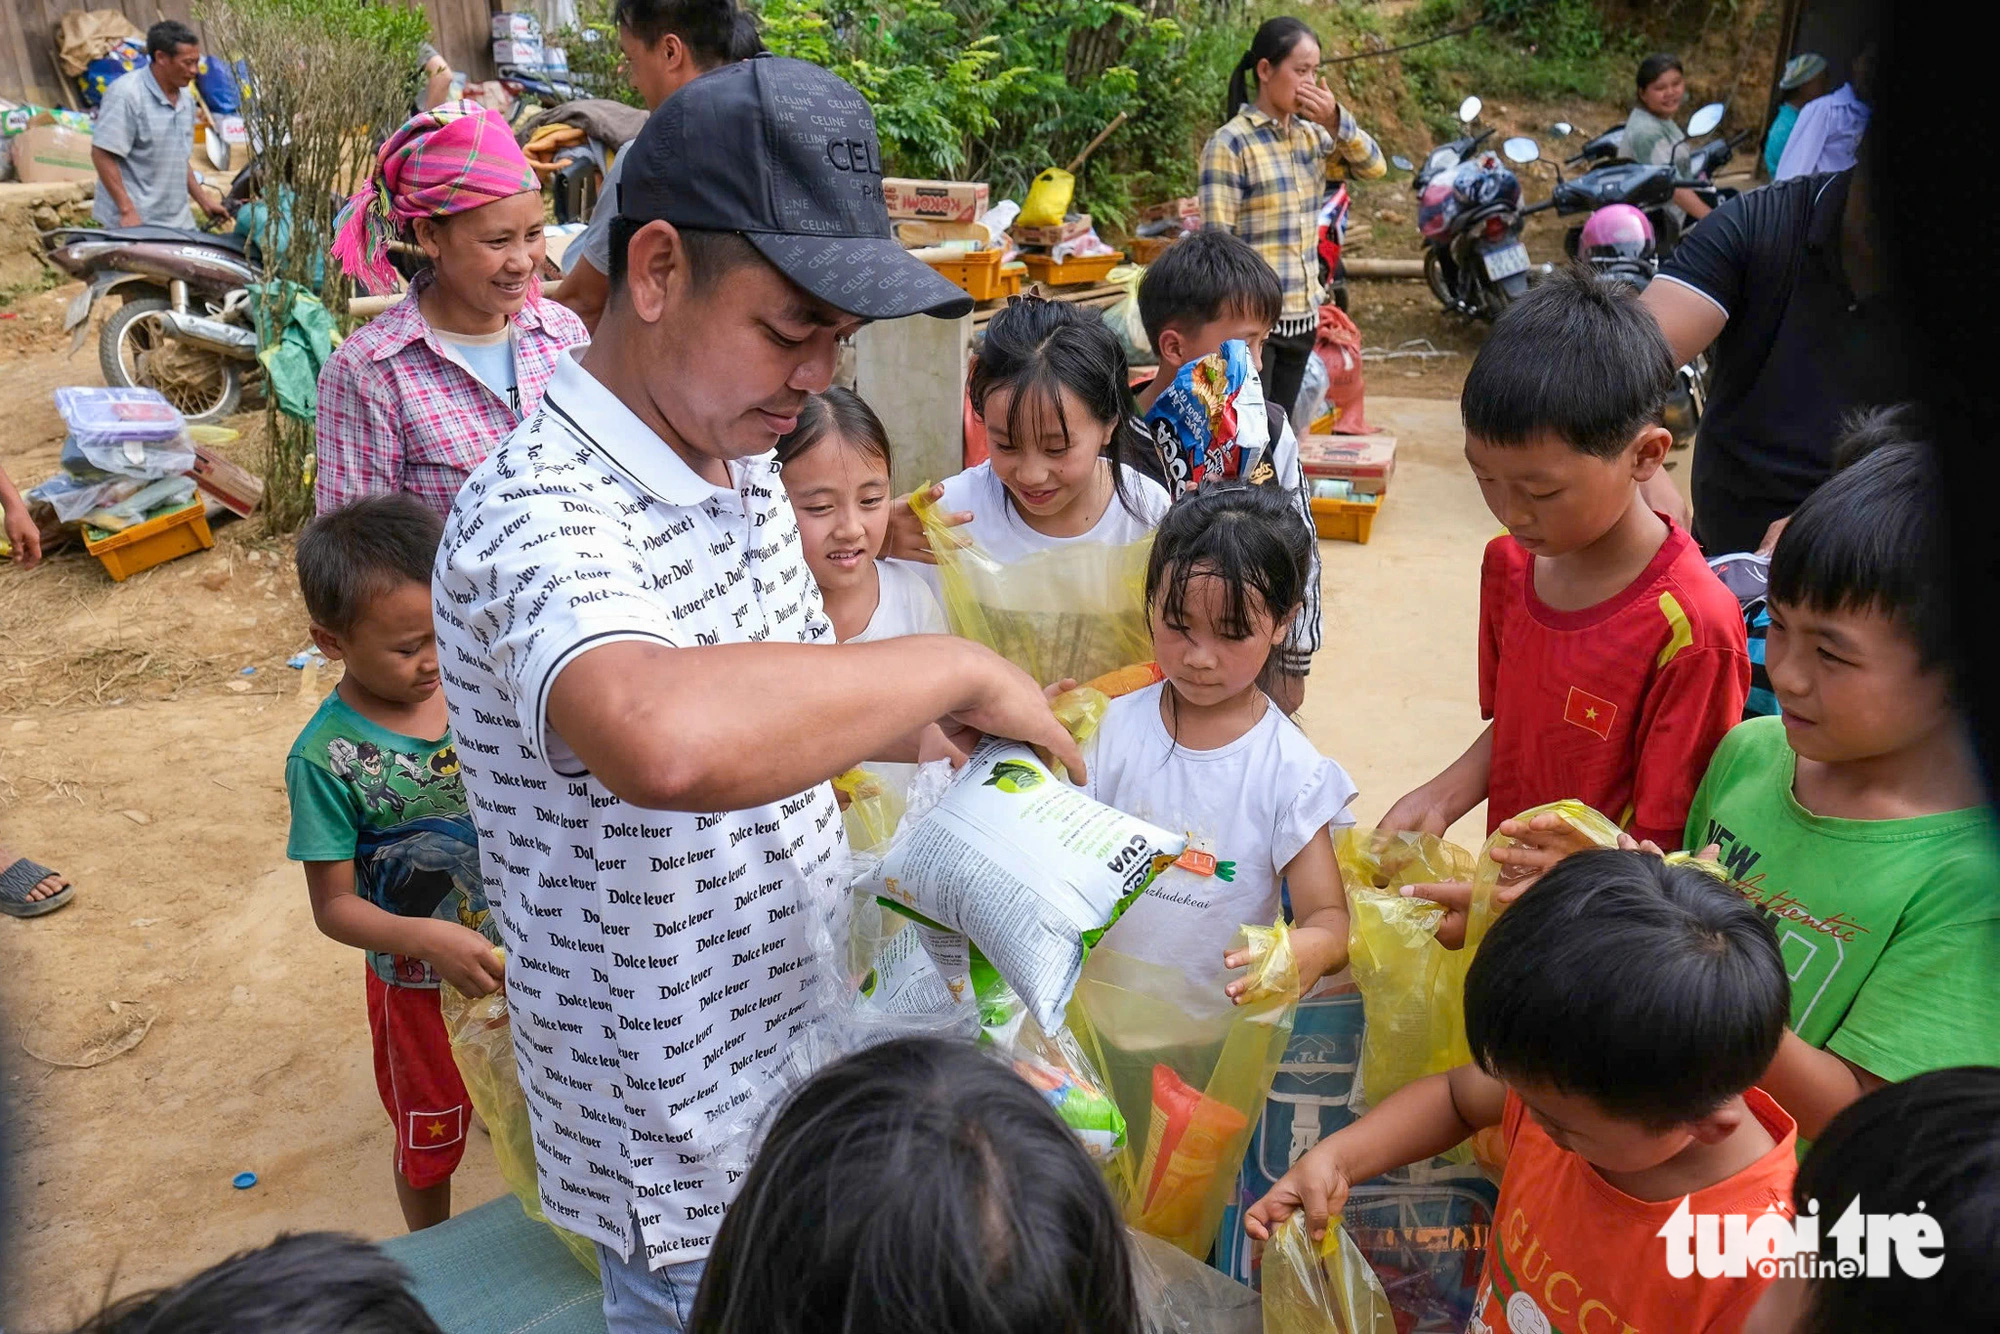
[862,739,1184,1031]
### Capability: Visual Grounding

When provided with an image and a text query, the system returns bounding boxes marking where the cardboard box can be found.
[1012,213,1092,248]
[894,219,993,249]
[190,442,265,518]
[492,11,541,39]
[883,177,990,224]
[10,119,95,184]
[493,38,544,67]
[1299,432,1396,494]
[542,46,568,72]
[1138,196,1201,227]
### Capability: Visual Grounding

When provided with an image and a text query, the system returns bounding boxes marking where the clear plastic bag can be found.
[911,485,1155,689]
[1336,829,1483,1109]
[1131,1227,1261,1334]
[833,766,906,857]
[1261,1213,1398,1334]
[27,469,142,523]
[437,957,599,1277]
[55,386,195,479]
[1072,924,1299,1258]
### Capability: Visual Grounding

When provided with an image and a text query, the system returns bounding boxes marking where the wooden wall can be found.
[2,0,496,109]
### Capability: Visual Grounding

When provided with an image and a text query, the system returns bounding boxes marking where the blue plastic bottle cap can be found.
[232,1171,257,1189]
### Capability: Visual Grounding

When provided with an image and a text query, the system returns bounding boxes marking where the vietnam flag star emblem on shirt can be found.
[1563,686,1617,740]
[405,1106,466,1151]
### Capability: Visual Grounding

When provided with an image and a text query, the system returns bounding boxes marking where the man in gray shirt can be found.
[551,0,760,334]
[91,21,229,230]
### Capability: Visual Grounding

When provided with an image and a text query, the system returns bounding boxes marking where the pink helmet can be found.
[1578,203,1655,261]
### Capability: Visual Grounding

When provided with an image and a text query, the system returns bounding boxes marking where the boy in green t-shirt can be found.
[285,495,503,1231]
[1683,421,2000,1138]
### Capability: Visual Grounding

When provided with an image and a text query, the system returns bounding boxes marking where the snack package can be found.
[1072,924,1298,1258]
[911,486,1154,689]
[976,967,1127,1164]
[1262,1213,1398,1334]
[861,741,1184,1032]
[437,955,599,1277]
[1337,829,1484,1110]
[1142,340,1274,497]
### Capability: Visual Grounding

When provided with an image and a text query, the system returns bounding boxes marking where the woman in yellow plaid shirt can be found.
[1200,17,1385,419]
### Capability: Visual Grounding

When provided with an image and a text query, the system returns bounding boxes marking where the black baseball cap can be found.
[619,56,974,321]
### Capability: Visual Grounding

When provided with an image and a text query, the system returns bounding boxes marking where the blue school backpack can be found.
[1707,552,1779,719]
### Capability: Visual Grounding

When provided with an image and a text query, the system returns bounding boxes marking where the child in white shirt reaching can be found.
[899,295,1170,572]
[778,388,949,644]
[1087,483,1357,1004]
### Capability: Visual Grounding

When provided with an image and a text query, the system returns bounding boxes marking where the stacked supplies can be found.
[28,388,217,580]
[32,388,199,530]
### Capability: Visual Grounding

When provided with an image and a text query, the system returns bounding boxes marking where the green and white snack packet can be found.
[862,741,1184,1032]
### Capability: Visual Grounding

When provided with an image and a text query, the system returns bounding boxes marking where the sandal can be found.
[0,858,73,918]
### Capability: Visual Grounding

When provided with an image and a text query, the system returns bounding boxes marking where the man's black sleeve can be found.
[1657,187,1763,319]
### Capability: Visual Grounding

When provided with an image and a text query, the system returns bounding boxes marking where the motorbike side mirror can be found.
[1551,121,1573,138]
[1502,137,1541,164]
[1458,96,1482,124]
[1390,154,1414,172]
[1687,102,1725,137]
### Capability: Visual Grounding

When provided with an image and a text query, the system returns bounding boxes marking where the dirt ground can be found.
[0,264,1610,1325]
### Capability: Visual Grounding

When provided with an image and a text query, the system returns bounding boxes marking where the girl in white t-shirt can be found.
[1087,483,1357,1004]
[911,296,1170,567]
[777,388,950,644]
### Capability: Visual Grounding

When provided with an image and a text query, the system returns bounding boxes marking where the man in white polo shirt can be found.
[433,57,1082,1331]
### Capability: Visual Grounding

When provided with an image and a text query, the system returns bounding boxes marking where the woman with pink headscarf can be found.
[316,101,587,516]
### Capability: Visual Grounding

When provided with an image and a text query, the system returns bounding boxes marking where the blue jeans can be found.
[597,1238,707,1334]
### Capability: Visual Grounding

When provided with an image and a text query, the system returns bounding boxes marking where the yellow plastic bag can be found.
[439,958,599,1277]
[1337,828,1484,1109]
[833,767,906,856]
[1261,1213,1398,1334]
[1020,167,1076,228]
[912,484,1154,688]
[1480,797,1731,884]
[1071,923,1299,1258]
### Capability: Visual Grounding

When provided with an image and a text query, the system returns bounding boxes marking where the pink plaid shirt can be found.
[314,284,586,516]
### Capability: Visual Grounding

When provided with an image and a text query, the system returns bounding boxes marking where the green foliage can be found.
[201,0,429,532]
[549,0,643,106]
[1397,0,1640,134]
[748,0,1246,226]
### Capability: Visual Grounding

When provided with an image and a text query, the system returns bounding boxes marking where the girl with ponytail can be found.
[1200,17,1385,420]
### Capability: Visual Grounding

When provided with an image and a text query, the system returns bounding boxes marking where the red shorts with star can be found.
[367,973,472,1190]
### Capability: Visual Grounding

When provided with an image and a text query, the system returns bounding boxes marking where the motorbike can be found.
[1393,97,1542,321]
[1544,103,1752,257]
[42,219,259,424]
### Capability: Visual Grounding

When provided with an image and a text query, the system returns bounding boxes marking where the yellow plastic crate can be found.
[1020,249,1126,287]
[83,499,214,581]
[1310,495,1380,544]
[926,248,1025,302]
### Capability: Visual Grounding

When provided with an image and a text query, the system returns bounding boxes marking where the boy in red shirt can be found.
[1247,852,1798,1334]
[1383,266,1747,847]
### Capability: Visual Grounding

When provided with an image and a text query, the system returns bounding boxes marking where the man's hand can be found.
[1756,514,1791,556]
[118,206,143,228]
[883,483,971,564]
[421,922,506,997]
[1244,1148,1353,1243]
[3,500,42,569]
[946,652,1085,783]
[198,191,230,223]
